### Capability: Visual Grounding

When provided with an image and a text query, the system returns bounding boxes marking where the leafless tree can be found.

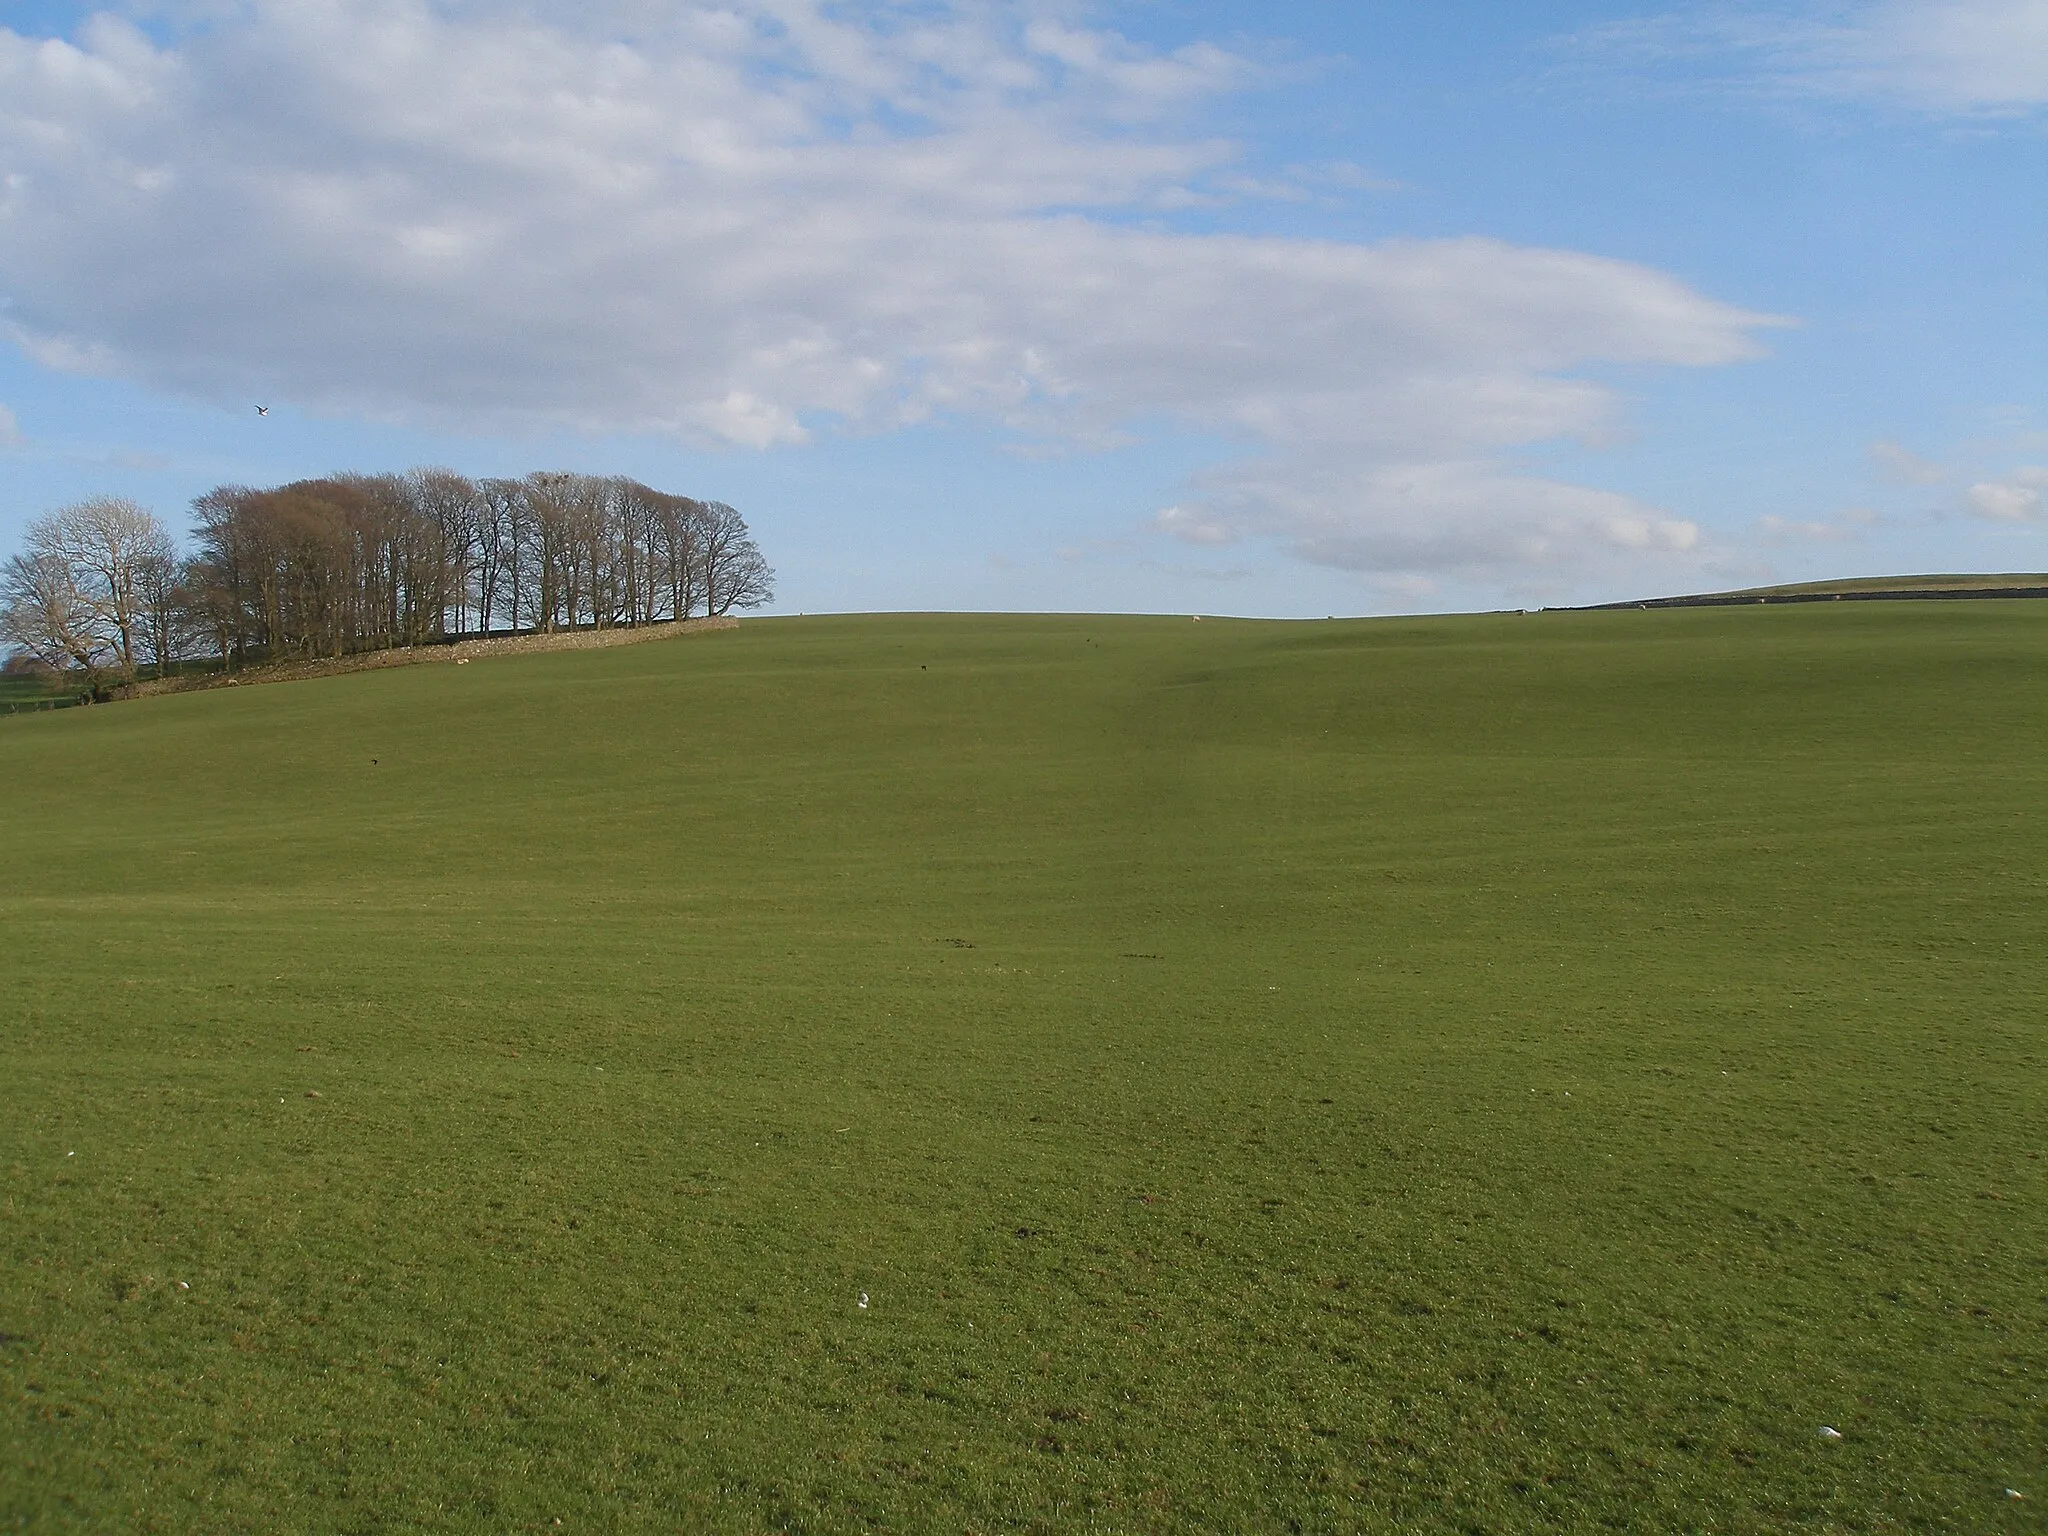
[698,500,775,615]
[0,550,108,672]
[131,540,192,671]
[10,468,768,676]
[0,498,179,678]
[408,468,485,637]
[187,485,261,667]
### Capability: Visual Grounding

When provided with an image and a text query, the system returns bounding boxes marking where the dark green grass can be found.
[0,674,74,713]
[2,606,2043,1533]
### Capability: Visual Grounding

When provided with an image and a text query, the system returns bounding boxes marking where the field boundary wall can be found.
[110,616,740,700]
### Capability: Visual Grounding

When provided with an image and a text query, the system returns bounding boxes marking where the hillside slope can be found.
[3,606,2043,1532]
[1580,571,2048,609]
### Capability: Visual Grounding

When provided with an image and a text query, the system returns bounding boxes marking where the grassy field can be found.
[4,658,229,715]
[1677,573,2048,600]
[2,606,2043,1533]
[0,673,75,714]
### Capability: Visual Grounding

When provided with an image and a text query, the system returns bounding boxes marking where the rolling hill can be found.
[3,604,2043,1532]
[1579,572,2048,609]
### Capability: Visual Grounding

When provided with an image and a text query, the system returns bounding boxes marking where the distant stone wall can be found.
[442,617,739,660]
[113,616,740,700]
[1572,585,2048,612]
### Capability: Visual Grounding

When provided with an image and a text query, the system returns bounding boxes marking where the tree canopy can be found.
[1,471,771,677]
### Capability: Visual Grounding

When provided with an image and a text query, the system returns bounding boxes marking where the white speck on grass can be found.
[858,1293,869,1309]
[2006,1488,2024,1500]
[1820,1426,1843,1441]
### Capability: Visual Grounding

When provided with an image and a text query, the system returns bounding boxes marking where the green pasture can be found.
[1721,572,2048,597]
[0,674,73,714]
[2,606,2043,1533]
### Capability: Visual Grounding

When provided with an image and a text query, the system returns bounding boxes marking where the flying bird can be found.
[254,405,269,416]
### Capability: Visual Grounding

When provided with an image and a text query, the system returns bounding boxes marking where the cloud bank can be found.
[1576,1,2048,115]
[0,1,1783,581]
[1819,0,2048,111]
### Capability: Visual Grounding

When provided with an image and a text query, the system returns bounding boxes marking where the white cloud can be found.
[0,1,1782,582]
[1163,457,1705,579]
[1867,437,1945,485]
[1153,505,1237,547]
[0,403,18,447]
[1966,467,2048,521]
[1830,0,2048,111]
[1575,1,2048,115]
[1757,506,1880,544]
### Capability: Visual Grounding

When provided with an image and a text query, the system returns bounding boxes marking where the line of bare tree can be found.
[1,470,772,680]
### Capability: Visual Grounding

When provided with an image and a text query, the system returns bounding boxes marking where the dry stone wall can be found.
[114,616,739,700]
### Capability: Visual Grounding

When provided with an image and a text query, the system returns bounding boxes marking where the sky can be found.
[0,0,2042,616]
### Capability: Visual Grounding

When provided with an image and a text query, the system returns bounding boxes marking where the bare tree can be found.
[521,473,577,632]
[2,498,178,678]
[186,485,260,667]
[407,468,483,637]
[125,468,768,672]
[477,478,529,633]
[698,501,775,615]
[0,550,108,673]
[614,479,702,620]
[52,497,156,674]
[131,541,191,672]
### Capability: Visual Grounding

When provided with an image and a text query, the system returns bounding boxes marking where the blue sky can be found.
[1,1,2042,614]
